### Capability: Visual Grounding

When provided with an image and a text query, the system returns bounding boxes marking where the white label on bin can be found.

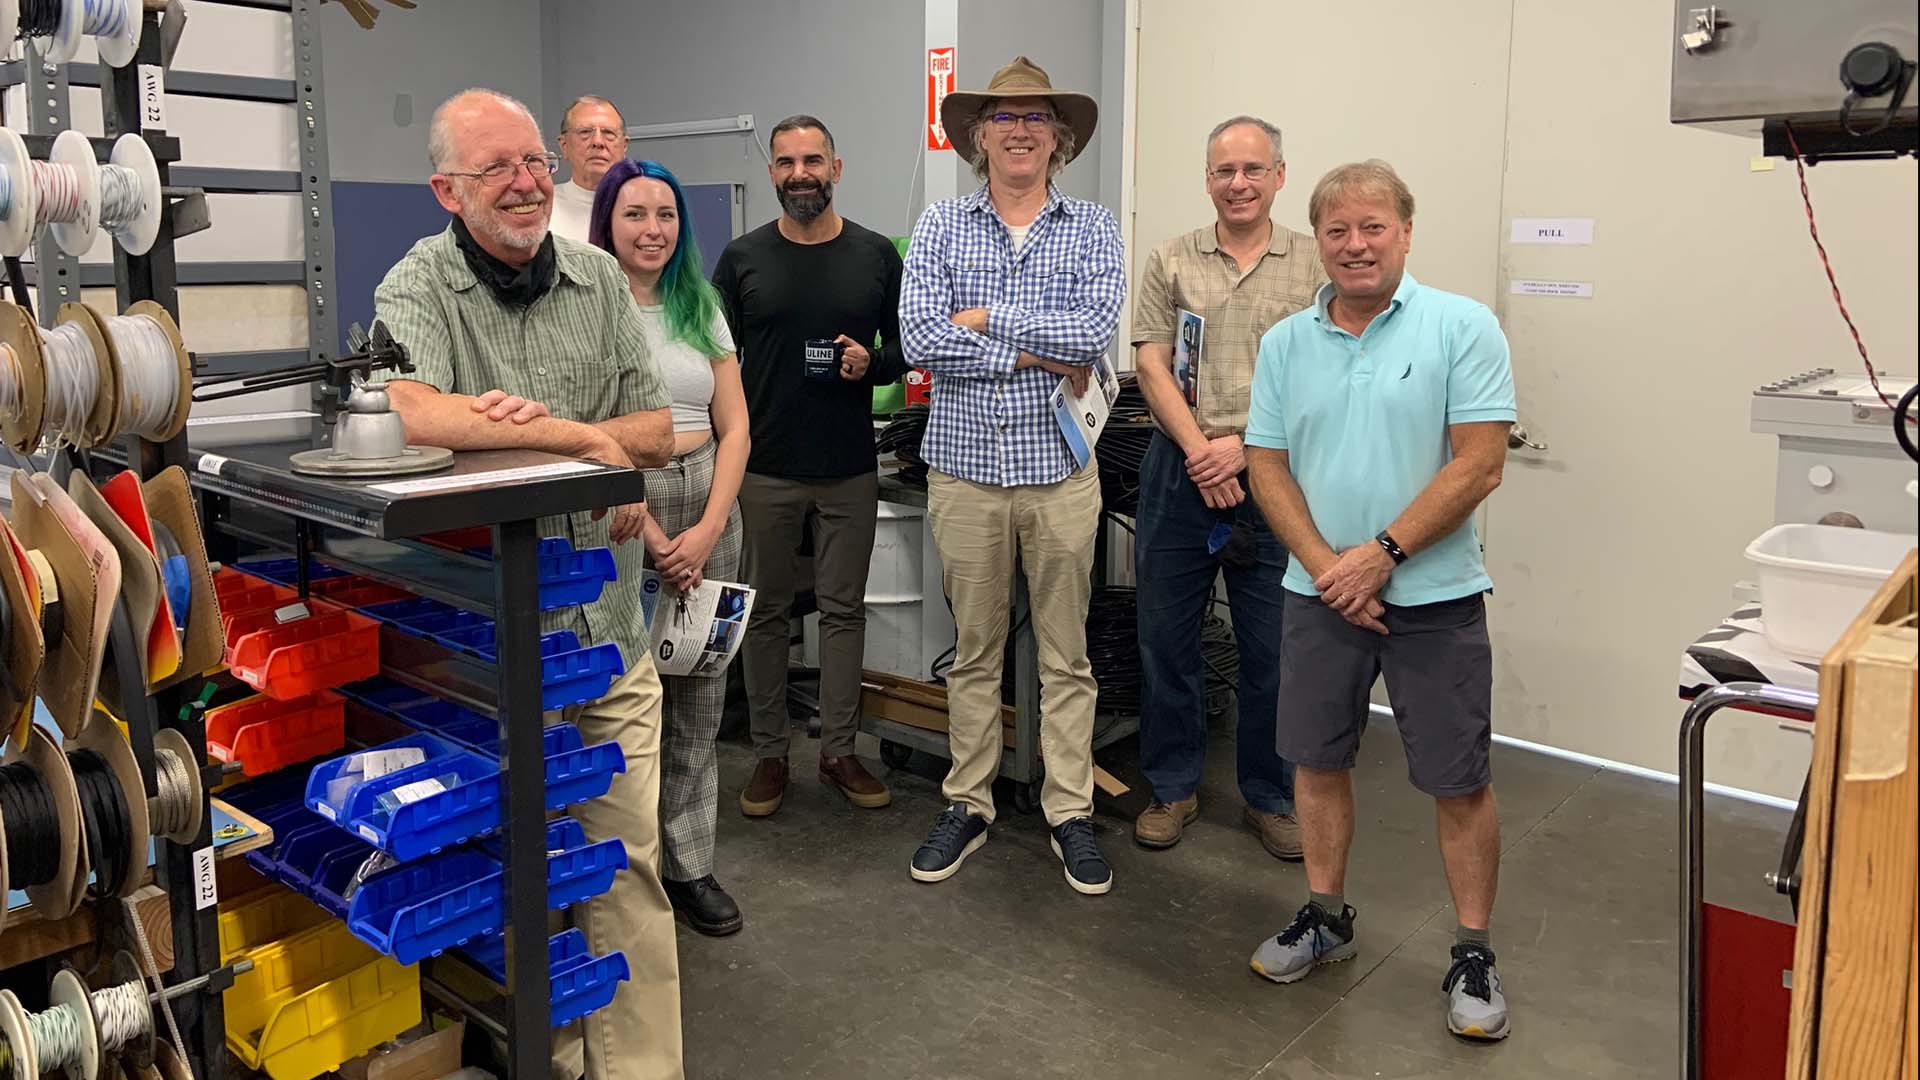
[358,824,382,843]
[367,460,601,495]
[193,847,216,910]
[315,802,336,821]
[362,748,426,778]
[388,778,448,805]
[273,601,311,624]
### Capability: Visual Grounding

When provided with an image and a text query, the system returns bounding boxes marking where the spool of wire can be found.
[1094,375,1154,518]
[0,127,40,260]
[89,981,151,1057]
[102,312,179,439]
[24,0,144,67]
[0,759,60,889]
[67,747,131,897]
[38,320,106,447]
[149,519,191,638]
[148,745,196,842]
[876,403,930,482]
[31,131,99,258]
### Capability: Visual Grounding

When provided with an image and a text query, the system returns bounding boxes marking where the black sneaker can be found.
[910,803,989,883]
[1049,817,1112,895]
[663,875,743,936]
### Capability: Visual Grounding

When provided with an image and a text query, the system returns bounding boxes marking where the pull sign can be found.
[139,65,168,131]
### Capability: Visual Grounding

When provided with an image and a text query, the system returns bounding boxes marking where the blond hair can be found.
[1308,160,1415,228]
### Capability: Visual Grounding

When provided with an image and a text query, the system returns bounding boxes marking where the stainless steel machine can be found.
[1752,368,1919,531]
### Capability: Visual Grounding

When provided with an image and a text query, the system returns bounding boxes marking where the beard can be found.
[471,192,550,253]
[777,177,833,223]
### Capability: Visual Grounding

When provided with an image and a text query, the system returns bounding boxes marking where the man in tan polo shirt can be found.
[1129,115,1325,857]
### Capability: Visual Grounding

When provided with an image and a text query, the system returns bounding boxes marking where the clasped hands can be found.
[468,389,647,547]
[1313,542,1397,636]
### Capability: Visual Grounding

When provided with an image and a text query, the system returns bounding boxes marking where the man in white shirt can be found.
[551,94,629,241]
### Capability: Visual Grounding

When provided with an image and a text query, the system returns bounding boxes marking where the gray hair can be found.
[1308,159,1416,228]
[428,88,539,172]
[558,94,626,135]
[1206,115,1283,164]
[967,100,1077,181]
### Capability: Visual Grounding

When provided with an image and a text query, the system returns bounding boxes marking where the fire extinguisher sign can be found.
[927,48,955,150]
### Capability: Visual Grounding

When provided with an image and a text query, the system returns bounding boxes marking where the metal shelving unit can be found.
[2,0,341,385]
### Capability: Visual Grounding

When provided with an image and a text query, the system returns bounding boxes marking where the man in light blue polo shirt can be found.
[1240,160,1518,1043]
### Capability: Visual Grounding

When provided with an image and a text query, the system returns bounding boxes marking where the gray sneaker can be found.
[1250,902,1357,983]
[1442,944,1511,1040]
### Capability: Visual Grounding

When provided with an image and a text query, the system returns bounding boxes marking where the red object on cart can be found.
[228,610,380,699]
[1701,903,1795,1080]
[206,691,348,776]
[904,367,933,406]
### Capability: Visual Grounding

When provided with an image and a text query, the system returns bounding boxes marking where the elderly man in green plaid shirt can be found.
[373,88,683,1080]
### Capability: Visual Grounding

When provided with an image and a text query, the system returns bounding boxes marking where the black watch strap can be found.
[1375,530,1408,564]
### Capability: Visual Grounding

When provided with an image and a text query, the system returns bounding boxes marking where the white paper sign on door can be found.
[1510,218,1594,245]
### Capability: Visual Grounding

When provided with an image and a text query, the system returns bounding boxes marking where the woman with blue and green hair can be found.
[591,157,750,936]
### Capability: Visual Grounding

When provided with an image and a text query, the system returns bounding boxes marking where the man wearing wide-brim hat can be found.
[898,55,1126,896]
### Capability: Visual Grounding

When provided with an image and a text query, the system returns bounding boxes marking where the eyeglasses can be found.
[1209,164,1275,183]
[988,111,1056,131]
[567,125,626,142]
[445,153,561,186]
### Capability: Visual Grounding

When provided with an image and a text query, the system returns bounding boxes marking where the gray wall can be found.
[540,0,925,239]
[538,0,1118,241]
[319,0,545,182]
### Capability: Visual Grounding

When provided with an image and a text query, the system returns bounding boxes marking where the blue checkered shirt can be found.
[900,183,1126,486]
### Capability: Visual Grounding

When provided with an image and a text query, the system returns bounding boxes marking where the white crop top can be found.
[636,304,735,432]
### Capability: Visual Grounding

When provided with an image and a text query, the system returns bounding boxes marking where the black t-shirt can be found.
[712,218,908,480]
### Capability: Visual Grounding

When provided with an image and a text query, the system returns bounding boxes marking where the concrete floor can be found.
[676,715,1791,1079]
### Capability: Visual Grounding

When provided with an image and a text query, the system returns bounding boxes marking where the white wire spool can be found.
[88,0,141,68]
[105,135,160,256]
[46,131,98,259]
[40,303,118,447]
[34,0,141,66]
[0,127,38,260]
[44,968,102,1080]
[108,302,190,442]
[0,989,37,1080]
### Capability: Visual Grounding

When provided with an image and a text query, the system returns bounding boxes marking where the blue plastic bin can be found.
[346,818,626,964]
[458,929,630,1027]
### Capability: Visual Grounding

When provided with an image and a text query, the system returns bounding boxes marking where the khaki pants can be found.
[926,465,1100,827]
[553,654,683,1080]
[738,470,880,759]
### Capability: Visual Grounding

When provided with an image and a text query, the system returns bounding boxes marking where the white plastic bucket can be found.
[1744,524,1917,659]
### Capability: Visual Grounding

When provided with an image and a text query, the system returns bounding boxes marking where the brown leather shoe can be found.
[819,754,892,809]
[1133,795,1199,849]
[1244,806,1303,861]
[739,757,788,817]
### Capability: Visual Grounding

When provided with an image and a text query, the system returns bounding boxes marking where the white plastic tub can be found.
[1745,524,1917,659]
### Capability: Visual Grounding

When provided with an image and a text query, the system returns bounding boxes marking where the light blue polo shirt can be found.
[1246,273,1516,606]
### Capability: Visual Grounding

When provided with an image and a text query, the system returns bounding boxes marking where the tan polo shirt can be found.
[1131,221,1326,436]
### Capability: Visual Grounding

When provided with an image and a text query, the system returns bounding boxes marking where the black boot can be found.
[664,875,743,936]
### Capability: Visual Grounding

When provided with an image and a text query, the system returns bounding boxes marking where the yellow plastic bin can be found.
[218,886,332,963]
[225,921,421,1080]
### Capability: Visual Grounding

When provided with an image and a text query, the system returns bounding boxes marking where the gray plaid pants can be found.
[642,438,742,881]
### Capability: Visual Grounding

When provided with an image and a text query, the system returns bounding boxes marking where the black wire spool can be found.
[876,403,931,482]
[0,759,60,889]
[68,747,133,897]
[999,585,1238,723]
[1094,376,1155,518]
[17,0,63,38]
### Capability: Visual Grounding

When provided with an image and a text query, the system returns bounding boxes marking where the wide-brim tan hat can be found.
[940,55,1098,168]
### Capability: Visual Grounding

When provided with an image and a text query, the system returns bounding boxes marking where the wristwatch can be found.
[1375,530,1408,565]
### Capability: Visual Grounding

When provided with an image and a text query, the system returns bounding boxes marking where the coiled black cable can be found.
[70,749,132,896]
[17,0,64,38]
[0,760,60,887]
[1094,375,1155,517]
[876,403,931,480]
[1896,382,1918,464]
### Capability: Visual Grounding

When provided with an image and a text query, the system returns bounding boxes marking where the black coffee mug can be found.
[803,339,845,381]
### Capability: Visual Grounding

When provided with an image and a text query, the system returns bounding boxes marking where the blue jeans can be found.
[1135,433,1295,813]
